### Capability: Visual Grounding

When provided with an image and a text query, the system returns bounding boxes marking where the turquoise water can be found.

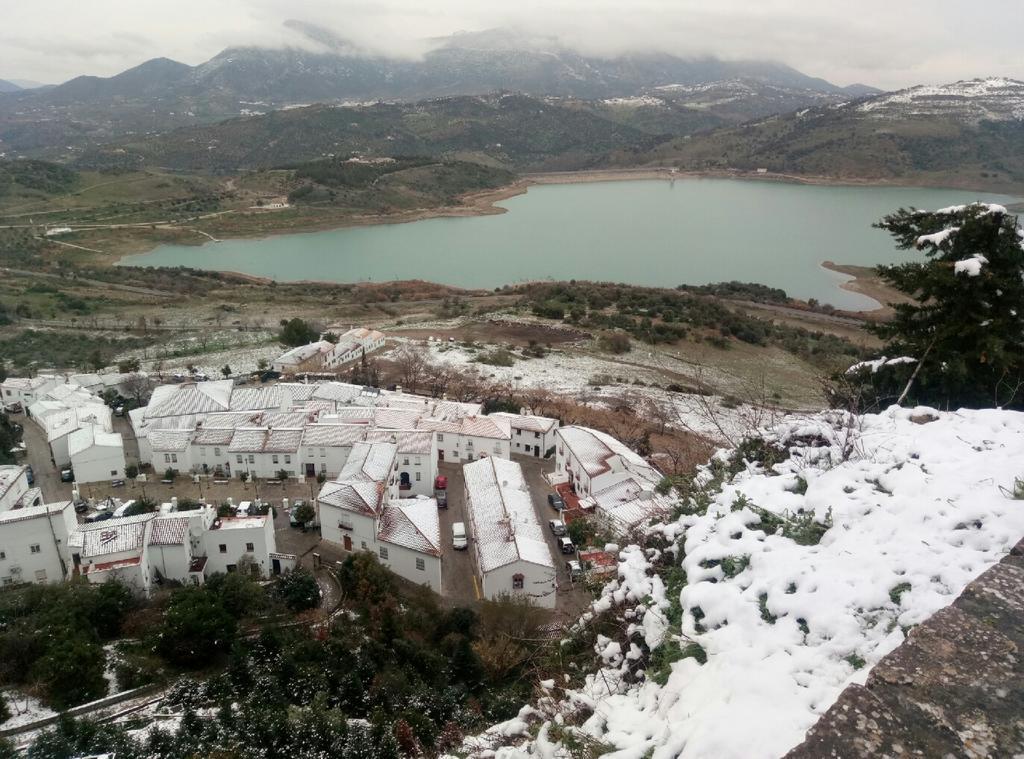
[121,179,1017,310]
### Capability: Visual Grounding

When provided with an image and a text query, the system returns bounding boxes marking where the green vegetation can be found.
[278,317,320,347]
[677,280,789,304]
[0,414,22,465]
[837,205,1024,410]
[474,349,517,367]
[0,329,156,374]
[889,582,912,605]
[519,281,863,369]
[0,159,79,197]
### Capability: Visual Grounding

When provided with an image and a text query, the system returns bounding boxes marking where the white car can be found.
[452,521,468,550]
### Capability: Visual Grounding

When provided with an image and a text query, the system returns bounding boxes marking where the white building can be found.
[318,441,442,590]
[75,513,155,594]
[325,327,386,368]
[28,398,112,467]
[419,415,511,463]
[463,457,556,608]
[490,412,560,458]
[365,428,437,496]
[203,514,277,577]
[68,426,127,484]
[0,501,77,587]
[272,341,336,374]
[1,374,67,409]
[0,465,31,512]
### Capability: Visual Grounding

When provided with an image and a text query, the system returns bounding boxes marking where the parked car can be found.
[565,559,584,581]
[434,475,448,491]
[113,500,135,518]
[547,493,565,511]
[236,500,253,516]
[111,479,126,488]
[114,405,125,417]
[74,500,89,514]
[60,468,74,483]
[85,511,113,524]
[558,536,576,554]
[435,489,448,508]
[452,521,468,550]
[289,501,309,527]
[548,519,567,536]
[25,466,34,485]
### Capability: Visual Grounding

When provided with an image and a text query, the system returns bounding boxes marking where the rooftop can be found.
[379,498,442,556]
[558,425,660,481]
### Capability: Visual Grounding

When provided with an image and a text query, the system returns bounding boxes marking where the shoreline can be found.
[820,261,914,319]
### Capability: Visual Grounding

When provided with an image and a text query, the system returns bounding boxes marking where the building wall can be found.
[154,448,191,475]
[148,542,193,583]
[435,431,510,463]
[202,517,275,577]
[480,560,557,609]
[80,546,152,595]
[375,539,441,592]
[0,505,76,587]
[555,433,595,496]
[395,451,434,496]
[192,444,234,476]
[230,450,300,480]
[70,443,126,484]
[50,433,71,468]
[320,505,377,551]
[510,424,558,458]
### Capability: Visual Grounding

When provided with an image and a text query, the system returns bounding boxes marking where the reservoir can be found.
[120,178,1017,310]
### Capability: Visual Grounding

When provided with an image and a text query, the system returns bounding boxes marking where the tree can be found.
[274,568,320,612]
[257,358,269,372]
[32,637,107,709]
[124,497,156,517]
[120,372,150,406]
[278,318,319,347]
[391,345,427,393]
[0,414,22,466]
[842,204,1024,410]
[117,357,141,373]
[125,463,139,480]
[220,364,232,378]
[293,502,315,526]
[157,587,237,667]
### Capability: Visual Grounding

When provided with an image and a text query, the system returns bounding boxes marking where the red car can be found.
[434,475,448,491]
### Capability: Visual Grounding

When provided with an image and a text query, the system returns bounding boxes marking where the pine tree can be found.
[844,203,1024,410]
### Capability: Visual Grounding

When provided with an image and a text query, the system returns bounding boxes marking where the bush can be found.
[598,332,631,354]
[157,587,237,668]
[274,568,320,612]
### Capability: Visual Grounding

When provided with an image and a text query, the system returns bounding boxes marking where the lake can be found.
[120,178,1017,310]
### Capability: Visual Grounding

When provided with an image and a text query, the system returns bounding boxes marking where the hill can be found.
[627,78,1024,191]
[76,94,658,173]
[0,79,20,94]
[0,26,875,158]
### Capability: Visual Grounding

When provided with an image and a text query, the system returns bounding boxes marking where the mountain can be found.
[0,79,21,94]
[0,27,872,158]
[626,78,1024,191]
[76,93,658,173]
[6,79,49,90]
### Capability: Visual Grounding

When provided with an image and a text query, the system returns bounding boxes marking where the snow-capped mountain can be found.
[858,77,1024,123]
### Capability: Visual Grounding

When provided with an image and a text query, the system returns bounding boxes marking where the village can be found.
[0,325,674,612]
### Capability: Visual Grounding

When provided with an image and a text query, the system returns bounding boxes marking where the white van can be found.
[112,500,135,518]
[452,521,468,550]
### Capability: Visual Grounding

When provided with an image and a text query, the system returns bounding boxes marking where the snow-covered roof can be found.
[489,412,559,434]
[263,427,303,453]
[0,465,28,503]
[379,498,441,556]
[581,474,672,531]
[339,441,396,482]
[463,457,553,573]
[148,429,193,453]
[229,385,282,411]
[558,425,660,482]
[311,382,366,404]
[373,407,425,430]
[68,425,123,457]
[318,480,384,516]
[321,407,375,423]
[459,415,512,440]
[228,427,269,453]
[432,400,484,421]
[211,515,268,531]
[0,500,70,525]
[191,427,235,446]
[146,380,234,419]
[301,423,366,448]
[148,515,192,545]
[365,428,433,455]
[80,513,155,558]
[274,340,334,366]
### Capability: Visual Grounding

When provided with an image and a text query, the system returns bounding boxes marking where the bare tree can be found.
[121,373,151,406]
[391,344,428,393]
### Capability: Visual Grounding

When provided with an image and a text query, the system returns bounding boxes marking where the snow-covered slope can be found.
[858,77,1024,122]
[476,406,1024,758]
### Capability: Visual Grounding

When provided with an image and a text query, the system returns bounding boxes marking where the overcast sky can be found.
[3,0,1023,90]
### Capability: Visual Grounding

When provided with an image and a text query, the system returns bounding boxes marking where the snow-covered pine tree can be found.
[841,203,1024,410]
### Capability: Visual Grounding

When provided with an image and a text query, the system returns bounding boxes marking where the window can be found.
[35,569,47,582]
[164,454,171,463]
[110,470,117,476]
[493,444,502,453]
[30,544,40,554]
[319,447,326,458]
[284,455,291,464]
[338,517,353,531]
[272,454,279,465]
[379,546,389,560]
[171,453,178,463]
[516,428,522,436]
[437,433,444,442]
[415,558,425,571]
[415,472,421,481]
[535,431,540,439]
[414,456,421,466]
[403,457,409,465]
[236,455,243,464]
[214,447,221,456]
[360,541,367,550]
[0,551,5,560]
[319,463,327,473]
[245,542,254,552]
[219,544,227,554]
[512,574,524,590]
[248,455,255,464]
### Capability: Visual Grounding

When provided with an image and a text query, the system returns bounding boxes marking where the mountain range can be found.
[0,25,878,159]
[629,78,1024,190]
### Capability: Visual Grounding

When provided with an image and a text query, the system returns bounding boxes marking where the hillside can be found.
[0,26,874,159]
[476,406,1024,758]
[76,94,657,173]
[628,78,1024,191]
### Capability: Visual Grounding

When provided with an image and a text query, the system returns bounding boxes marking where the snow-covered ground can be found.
[0,691,56,731]
[475,406,1024,758]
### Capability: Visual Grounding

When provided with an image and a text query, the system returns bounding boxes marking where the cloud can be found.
[1,0,1022,89]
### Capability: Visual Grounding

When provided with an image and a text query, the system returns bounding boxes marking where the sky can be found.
[3,0,1023,90]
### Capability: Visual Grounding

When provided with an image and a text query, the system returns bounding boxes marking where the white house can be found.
[376,497,442,591]
[0,465,31,513]
[325,328,386,368]
[75,513,155,594]
[29,400,112,467]
[1,375,63,409]
[0,501,77,587]
[148,511,214,586]
[227,427,303,479]
[419,415,511,463]
[68,426,127,484]
[365,428,437,496]
[463,457,556,608]
[272,341,336,374]
[203,514,278,577]
[300,423,365,478]
[579,476,674,534]
[554,425,663,499]
[490,412,560,458]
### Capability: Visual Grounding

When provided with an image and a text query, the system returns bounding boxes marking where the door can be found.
[534,445,540,456]
[305,463,316,477]
[272,558,281,575]
[438,450,445,461]
[343,535,352,551]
